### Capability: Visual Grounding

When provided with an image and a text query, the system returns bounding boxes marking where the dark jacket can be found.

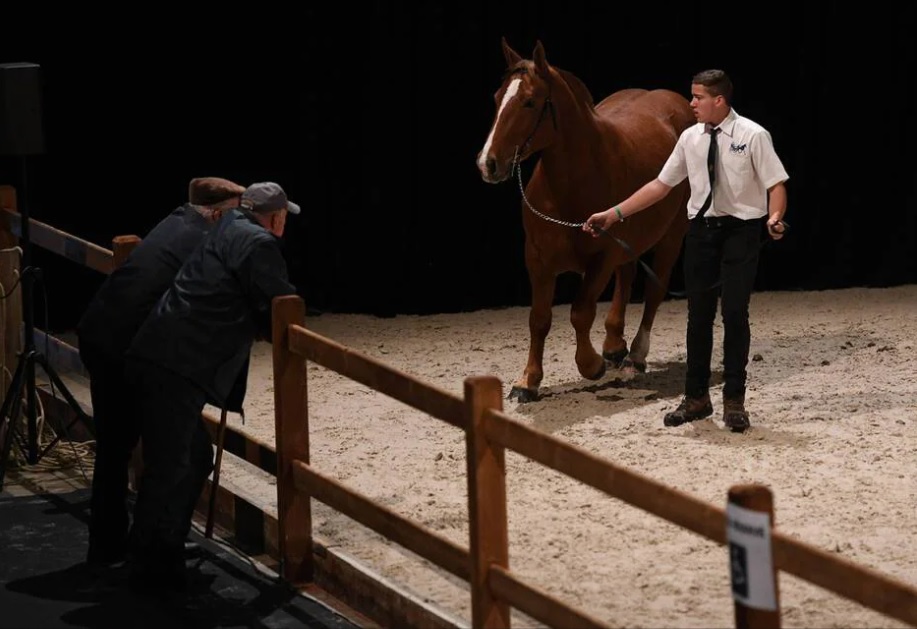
[77,204,212,368]
[126,209,297,409]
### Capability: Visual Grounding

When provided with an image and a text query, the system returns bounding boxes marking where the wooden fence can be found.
[2,184,916,628]
[269,294,917,629]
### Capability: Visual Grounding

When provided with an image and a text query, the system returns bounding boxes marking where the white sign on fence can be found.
[726,502,777,611]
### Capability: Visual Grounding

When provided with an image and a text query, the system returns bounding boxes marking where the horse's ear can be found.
[502,36,522,68]
[533,40,550,78]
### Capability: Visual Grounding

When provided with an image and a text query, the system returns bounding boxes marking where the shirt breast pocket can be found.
[723,145,752,179]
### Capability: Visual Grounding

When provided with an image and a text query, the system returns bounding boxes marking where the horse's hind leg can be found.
[628,218,688,372]
[602,262,635,368]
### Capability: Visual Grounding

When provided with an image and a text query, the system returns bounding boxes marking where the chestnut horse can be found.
[477,39,693,402]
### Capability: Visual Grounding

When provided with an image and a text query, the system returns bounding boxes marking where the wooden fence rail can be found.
[292,460,471,582]
[0,202,114,275]
[287,324,466,429]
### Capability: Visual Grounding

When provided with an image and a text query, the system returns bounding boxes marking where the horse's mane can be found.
[555,67,595,110]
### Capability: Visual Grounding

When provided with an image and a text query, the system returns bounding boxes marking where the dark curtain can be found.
[1,3,914,329]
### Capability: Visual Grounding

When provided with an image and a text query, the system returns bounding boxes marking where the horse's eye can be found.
[523,99,536,109]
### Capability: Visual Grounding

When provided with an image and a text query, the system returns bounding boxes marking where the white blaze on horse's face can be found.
[478,77,522,183]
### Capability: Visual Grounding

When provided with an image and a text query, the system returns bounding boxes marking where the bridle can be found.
[516,80,557,160]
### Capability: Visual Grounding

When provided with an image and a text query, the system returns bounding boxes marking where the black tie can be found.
[696,126,719,219]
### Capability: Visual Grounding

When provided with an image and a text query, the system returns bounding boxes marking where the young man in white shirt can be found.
[584,69,789,432]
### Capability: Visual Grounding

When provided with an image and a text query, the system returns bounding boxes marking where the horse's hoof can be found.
[602,349,629,369]
[508,386,539,403]
[584,359,607,381]
[623,358,647,373]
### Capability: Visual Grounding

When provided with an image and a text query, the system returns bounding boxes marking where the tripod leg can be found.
[204,408,228,538]
[28,353,95,473]
[0,355,29,491]
[34,353,94,433]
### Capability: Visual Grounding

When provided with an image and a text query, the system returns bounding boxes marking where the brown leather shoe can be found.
[663,393,713,427]
[723,395,750,432]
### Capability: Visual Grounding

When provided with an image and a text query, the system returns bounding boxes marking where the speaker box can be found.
[0,62,44,156]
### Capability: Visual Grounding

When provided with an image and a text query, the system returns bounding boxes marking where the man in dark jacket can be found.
[77,177,245,567]
[124,181,299,588]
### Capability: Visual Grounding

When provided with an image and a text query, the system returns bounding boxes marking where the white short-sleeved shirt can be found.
[657,108,789,220]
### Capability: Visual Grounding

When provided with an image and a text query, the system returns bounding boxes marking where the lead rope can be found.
[513,146,586,228]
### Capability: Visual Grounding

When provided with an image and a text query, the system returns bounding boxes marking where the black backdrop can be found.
[1,3,915,332]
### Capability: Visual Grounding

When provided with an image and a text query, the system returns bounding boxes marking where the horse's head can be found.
[477,38,558,184]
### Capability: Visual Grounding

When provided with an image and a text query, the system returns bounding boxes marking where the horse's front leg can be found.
[509,266,556,403]
[603,261,635,368]
[570,257,618,381]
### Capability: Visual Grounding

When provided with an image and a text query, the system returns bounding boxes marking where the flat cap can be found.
[188,177,246,205]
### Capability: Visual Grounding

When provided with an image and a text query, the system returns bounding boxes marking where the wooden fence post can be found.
[727,484,781,629]
[272,294,312,584]
[0,186,17,241]
[111,235,140,268]
[110,235,143,491]
[0,186,22,430]
[465,375,510,629]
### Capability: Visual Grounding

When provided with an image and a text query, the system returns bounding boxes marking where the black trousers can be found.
[125,358,213,559]
[683,216,763,399]
[81,348,140,555]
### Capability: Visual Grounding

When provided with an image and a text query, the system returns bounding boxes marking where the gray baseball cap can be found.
[240,181,301,215]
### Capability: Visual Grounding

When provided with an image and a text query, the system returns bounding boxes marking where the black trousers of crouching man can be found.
[125,357,214,569]
[80,347,140,561]
[683,216,763,400]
